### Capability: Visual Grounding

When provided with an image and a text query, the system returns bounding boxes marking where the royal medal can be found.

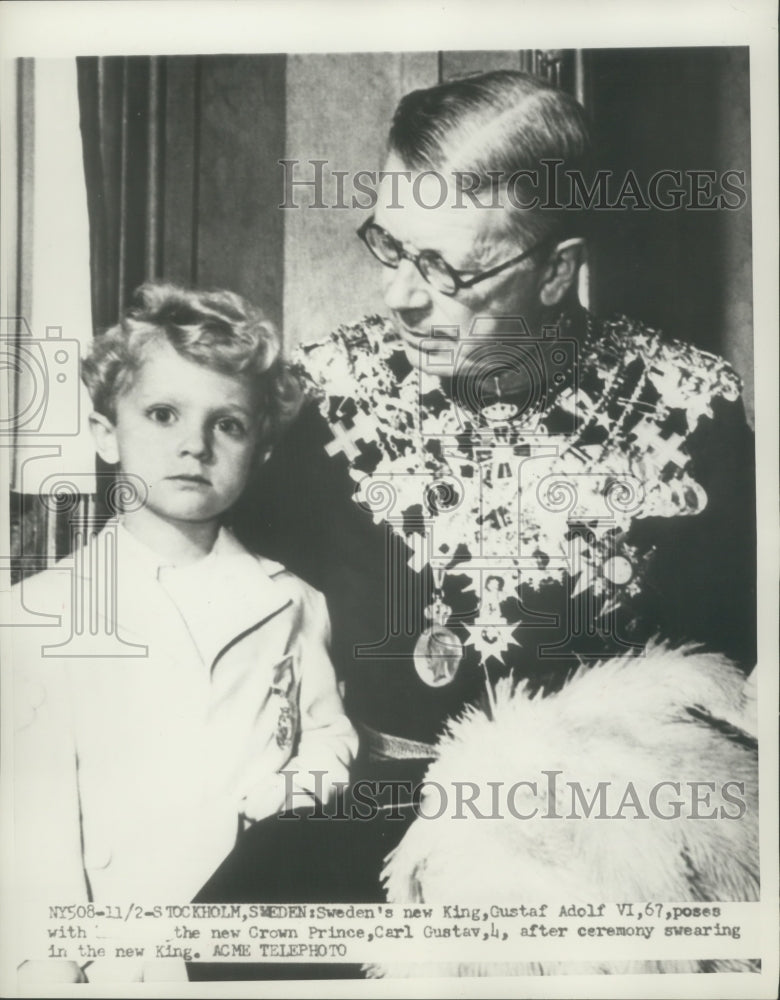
[413,625,464,687]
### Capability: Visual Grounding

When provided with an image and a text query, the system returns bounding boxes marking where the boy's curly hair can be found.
[81,282,301,448]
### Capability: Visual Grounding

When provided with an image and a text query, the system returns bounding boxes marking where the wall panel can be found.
[440,49,523,78]
[282,52,438,349]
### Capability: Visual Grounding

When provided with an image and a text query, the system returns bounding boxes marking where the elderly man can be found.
[196,73,756,969]
[236,70,754,748]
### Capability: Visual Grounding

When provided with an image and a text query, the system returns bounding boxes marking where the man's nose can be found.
[382,259,432,312]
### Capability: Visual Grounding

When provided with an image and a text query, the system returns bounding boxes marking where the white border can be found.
[0,2,777,998]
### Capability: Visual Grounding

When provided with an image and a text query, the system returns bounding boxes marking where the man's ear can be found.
[88,412,120,465]
[538,238,585,308]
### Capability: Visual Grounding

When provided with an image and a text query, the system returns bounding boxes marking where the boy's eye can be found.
[215,416,246,438]
[147,405,177,425]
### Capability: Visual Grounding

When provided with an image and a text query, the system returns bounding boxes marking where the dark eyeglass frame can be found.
[356,216,548,296]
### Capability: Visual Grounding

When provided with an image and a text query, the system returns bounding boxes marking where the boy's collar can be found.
[83,521,295,669]
[114,518,179,578]
[111,519,285,580]
[152,530,295,671]
[209,525,286,578]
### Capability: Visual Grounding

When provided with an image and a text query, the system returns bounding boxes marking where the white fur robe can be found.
[372,643,758,977]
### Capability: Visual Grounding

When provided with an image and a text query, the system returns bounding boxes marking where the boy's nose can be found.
[382,259,432,314]
[179,424,213,461]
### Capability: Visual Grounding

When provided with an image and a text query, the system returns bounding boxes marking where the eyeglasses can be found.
[356,216,547,297]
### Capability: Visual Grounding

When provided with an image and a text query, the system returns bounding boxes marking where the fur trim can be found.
[372,644,758,978]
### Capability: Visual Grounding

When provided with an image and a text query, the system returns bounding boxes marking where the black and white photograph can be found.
[0,2,777,997]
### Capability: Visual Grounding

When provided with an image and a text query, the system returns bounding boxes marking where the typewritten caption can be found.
[38,902,760,964]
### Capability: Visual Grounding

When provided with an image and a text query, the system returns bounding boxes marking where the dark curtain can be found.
[75,56,168,521]
[75,54,287,329]
[76,56,167,329]
[587,47,752,356]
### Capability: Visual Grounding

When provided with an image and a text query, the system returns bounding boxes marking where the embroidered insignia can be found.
[292,312,740,676]
[275,699,295,750]
[270,656,298,750]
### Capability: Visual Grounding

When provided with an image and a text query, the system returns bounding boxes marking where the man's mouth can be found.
[394,317,426,341]
[393,307,430,334]
[395,317,457,350]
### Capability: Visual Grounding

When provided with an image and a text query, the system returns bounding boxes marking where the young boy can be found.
[11,283,357,983]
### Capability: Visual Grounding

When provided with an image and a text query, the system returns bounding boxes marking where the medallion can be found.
[413,626,464,688]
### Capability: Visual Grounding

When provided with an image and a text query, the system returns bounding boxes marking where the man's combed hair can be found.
[389,70,592,241]
[81,282,300,445]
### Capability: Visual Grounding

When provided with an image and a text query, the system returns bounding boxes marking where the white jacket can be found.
[9,522,357,969]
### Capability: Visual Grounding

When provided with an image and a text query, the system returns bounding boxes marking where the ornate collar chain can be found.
[291,311,740,692]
